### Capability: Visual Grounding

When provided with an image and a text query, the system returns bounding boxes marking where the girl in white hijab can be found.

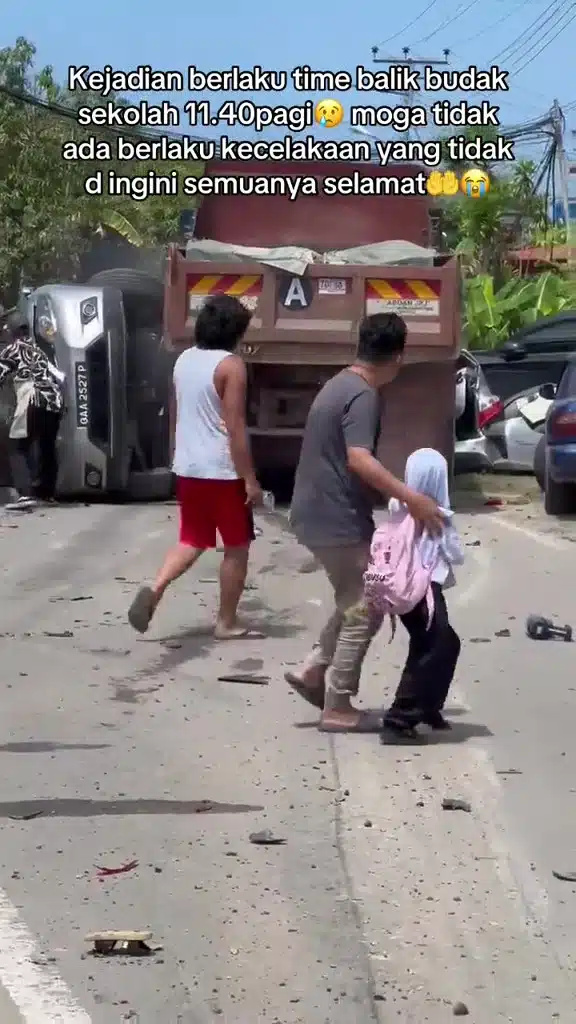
[383,448,464,740]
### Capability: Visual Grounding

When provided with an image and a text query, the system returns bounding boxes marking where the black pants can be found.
[9,405,61,500]
[385,583,461,727]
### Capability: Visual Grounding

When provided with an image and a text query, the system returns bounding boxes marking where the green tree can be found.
[436,126,546,281]
[0,37,203,305]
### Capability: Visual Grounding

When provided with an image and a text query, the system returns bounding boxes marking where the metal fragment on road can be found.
[249,829,286,845]
[442,798,471,813]
[85,930,156,956]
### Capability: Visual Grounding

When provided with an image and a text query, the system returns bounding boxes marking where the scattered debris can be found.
[9,811,44,821]
[43,630,74,638]
[161,640,182,650]
[249,829,286,846]
[465,540,480,547]
[526,615,573,642]
[95,859,138,878]
[195,801,213,813]
[199,578,218,584]
[442,798,471,813]
[469,637,491,644]
[496,769,523,776]
[85,930,156,957]
[495,628,511,638]
[452,1002,469,1016]
[218,674,270,686]
[363,819,373,828]
[552,869,576,883]
[49,595,93,603]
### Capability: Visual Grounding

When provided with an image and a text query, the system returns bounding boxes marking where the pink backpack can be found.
[363,514,434,638]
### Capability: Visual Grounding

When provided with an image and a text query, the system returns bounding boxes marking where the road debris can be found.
[85,930,156,956]
[218,674,270,685]
[465,540,480,547]
[95,859,138,878]
[495,628,511,637]
[452,1001,469,1016]
[469,637,491,644]
[552,869,576,882]
[9,811,44,821]
[496,769,523,776]
[442,798,471,813]
[43,630,74,638]
[249,829,286,846]
[526,614,573,642]
[49,595,93,603]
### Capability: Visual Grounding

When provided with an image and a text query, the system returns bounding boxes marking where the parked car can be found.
[533,355,576,514]
[482,382,556,472]
[473,312,576,401]
[454,350,503,473]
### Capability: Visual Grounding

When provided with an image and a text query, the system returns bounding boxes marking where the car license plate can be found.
[318,278,347,295]
[75,362,89,427]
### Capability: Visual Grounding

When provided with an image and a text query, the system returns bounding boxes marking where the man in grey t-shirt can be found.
[288,312,442,733]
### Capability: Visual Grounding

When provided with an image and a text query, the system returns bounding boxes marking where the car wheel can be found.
[88,268,163,331]
[544,471,576,515]
[533,435,545,491]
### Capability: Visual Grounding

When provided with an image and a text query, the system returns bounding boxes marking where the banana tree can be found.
[464,272,576,348]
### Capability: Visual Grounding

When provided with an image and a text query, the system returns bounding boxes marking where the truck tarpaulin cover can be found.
[184,239,437,277]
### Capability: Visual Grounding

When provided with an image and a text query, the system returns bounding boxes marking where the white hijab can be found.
[389,448,464,572]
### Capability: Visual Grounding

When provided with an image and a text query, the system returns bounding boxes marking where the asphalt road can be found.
[0,497,576,1022]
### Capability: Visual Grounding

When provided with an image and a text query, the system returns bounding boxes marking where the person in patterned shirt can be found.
[0,311,65,511]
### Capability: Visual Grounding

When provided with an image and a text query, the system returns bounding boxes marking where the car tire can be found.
[88,268,163,331]
[544,470,576,515]
[533,435,545,491]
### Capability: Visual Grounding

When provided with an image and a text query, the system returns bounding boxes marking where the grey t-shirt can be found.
[290,369,381,548]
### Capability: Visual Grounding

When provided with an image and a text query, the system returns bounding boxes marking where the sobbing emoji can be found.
[461,168,490,198]
[315,98,344,128]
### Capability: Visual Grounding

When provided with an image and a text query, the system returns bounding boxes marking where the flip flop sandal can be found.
[213,628,266,641]
[284,672,325,710]
[318,710,383,733]
[128,587,156,634]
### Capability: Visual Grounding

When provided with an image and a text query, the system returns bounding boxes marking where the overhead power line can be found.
[0,82,212,147]
[373,0,440,48]
[510,4,576,75]
[451,0,530,50]
[413,0,479,45]
[490,0,570,65]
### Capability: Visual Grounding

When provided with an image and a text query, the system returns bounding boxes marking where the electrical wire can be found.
[451,0,530,49]
[510,4,576,75]
[373,0,440,48]
[412,0,479,45]
[0,82,210,147]
[490,0,570,65]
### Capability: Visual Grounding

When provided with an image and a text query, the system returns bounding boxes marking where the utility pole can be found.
[552,99,573,266]
[371,45,450,141]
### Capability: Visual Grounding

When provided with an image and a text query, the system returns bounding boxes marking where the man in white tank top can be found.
[128,295,263,638]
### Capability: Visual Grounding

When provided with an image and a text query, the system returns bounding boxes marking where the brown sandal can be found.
[285,672,325,710]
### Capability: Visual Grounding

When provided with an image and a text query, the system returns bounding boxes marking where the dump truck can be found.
[163,242,460,481]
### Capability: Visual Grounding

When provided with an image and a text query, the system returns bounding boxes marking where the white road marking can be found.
[489,512,570,549]
[0,890,91,1022]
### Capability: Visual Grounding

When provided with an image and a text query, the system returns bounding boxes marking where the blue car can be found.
[534,355,576,515]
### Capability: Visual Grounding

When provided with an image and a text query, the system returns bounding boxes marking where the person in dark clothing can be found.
[384,582,461,736]
[0,312,65,511]
[382,448,464,740]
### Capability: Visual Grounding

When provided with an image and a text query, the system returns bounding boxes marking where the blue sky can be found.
[3,0,576,179]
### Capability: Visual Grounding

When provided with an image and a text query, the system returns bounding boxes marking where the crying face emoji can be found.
[314,98,344,128]
[461,168,490,198]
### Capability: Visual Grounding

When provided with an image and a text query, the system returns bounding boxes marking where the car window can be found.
[556,363,576,398]
[523,338,576,354]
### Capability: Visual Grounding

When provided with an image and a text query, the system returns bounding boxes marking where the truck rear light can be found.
[549,412,576,439]
[478,398,504,430]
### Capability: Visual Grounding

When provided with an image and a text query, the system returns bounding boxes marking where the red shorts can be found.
[176,476,255,549]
